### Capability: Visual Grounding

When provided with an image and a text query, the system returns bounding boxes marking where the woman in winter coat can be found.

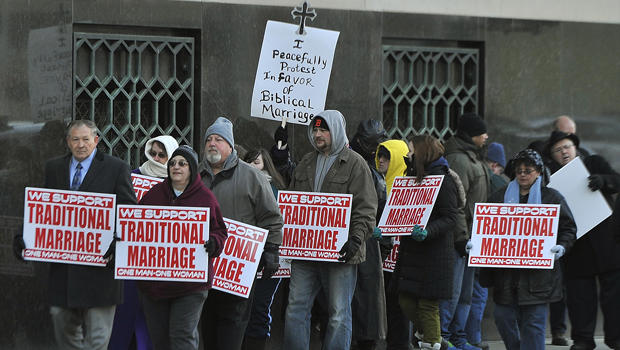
[394,134,458,350]
[133,135,179,177]
[481,149,576,350]
[138,145,228,350]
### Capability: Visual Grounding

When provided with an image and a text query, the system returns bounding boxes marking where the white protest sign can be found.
[212,218,268,298]
[378,176,444,236]
[468,203,560,269]
[272,258,291,278]
[251,20,339,125]
[131,173,164,202]
[547,156,612,239]
[115,205,209,282]
[278,190,352,262]
[22,187,116,266]
[382,236,400,273]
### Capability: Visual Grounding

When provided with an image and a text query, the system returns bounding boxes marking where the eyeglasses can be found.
[551,144,574,154]
[169,160,189,167]
[516,168,537,175]
[149,150,167,159]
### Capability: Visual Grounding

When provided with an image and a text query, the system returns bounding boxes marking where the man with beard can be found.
[198,117,283,350]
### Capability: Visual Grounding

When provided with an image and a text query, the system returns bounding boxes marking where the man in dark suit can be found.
[14,119,136,349]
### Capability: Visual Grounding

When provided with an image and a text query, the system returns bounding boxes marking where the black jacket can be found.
[394,162,457,300]
[481,186,576,305]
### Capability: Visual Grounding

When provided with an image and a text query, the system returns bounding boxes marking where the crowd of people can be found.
[12,111,620,350]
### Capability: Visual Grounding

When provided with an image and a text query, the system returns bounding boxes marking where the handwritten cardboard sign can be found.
[211,218,268,298]
[131,173,164,202]
[378,176,444,236]
[382,236,400,273]
[115,205,209,282]
[278,191,352,262]
[468,203,560,269]
[251,20,339,125]
[22,187,116,266]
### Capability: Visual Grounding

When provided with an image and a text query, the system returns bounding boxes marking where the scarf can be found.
[504,176,542,204]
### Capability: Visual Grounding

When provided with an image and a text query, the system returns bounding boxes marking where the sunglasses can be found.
[149,150,167,158]
[169,159,189,167]
[516,168,537,175]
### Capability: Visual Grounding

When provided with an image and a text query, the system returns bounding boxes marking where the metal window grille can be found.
[73,32,195,168]
[382,45,479,141]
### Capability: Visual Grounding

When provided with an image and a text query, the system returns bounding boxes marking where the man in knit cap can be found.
[283,110,377,350]
[440,113,490,350]
[198,116,283,350]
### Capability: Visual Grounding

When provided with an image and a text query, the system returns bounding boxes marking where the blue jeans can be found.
[440,250,475,347]
[465,274,488,344]
[283,260,357,350]
[494,303,547,350]
[245,277,281,338]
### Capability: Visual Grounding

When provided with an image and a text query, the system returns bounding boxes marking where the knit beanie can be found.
[168,145,199,187]
[312,116,329,131]
[458,113,487,137]
[487,142,506,168]
[204,117,234,148]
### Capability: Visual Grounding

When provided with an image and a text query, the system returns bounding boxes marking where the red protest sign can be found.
[378,176,444,235]
[22,187,116,266]
[278,190,352,262]
[131,173,164,202]
[115,205,209,282]
[212,218,268,298]
[468,203,560,269]
[382,236,400,273]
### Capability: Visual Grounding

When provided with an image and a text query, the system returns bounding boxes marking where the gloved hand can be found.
[465,240,474,255]
[338,236,362,262]
[372,227,382,239]
[550,245,565,260]
[258,243,280,279]
[379,237,393,262]
[274,125,288,149]
[13,234,25,261]
[588,174,605,191]
[104,235,120,268]
[204,239,218,256]
[411,225,428,241]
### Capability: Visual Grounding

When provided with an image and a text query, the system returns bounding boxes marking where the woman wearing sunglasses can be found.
[134,135,180,177]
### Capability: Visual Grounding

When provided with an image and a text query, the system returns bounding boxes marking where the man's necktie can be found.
[71,163,82,190]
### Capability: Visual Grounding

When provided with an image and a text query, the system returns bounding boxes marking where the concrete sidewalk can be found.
[484,337,612,350]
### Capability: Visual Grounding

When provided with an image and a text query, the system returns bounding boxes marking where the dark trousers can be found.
[245,277,281,338]
[567,269,620,349]
[201,288,255,350]
[384,272,411,350]
[549,261,567,336]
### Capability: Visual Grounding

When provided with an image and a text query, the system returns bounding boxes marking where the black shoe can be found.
[569,343,593,350]
[552,334,569,346]
[470,341,490,350]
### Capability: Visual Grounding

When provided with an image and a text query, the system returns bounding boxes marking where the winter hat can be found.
[487,142,507,168]
[511,148,545,172]
[312,116,329,131]
[168,145,199,187]
[458,113,487,137]
[204,117,234,148]
[545,131,580,157]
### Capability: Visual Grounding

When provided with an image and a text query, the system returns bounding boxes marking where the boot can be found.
[241,336,266,350]
[418,341,441,350]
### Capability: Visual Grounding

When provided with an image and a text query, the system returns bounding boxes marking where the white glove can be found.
[465,240,473,254]
[550,245,565,260]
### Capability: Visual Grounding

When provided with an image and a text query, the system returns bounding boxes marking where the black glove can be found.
[588,174,605,191]
[258,243,280,279]
[338,236,362,263]
[454,240,468,257]
[104,236,120,268]
[274,125,288,147]
[204,239,218,256]
[13,234,25,261]
[378,237,393,262]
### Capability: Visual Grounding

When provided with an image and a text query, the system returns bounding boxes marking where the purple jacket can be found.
[138,173,227,299]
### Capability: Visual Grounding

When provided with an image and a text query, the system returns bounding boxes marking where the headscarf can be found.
[139,135,179,178]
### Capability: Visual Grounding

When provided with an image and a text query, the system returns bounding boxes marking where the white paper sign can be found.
[115,205,209,282]
[382,236,400,273]
[251,20,340,125]
[378,176,444,236]
[131,173,164,202]
[22,187,116,266]
[548,157,612,239]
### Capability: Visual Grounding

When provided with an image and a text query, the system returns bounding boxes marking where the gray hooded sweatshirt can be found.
[308,110,349,191]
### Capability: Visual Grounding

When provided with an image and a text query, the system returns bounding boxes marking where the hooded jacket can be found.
[375,139,409,195]
[291,110,377,264]
[137,172,228,299]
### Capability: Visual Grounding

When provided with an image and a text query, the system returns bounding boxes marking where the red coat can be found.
[138,174,227,299]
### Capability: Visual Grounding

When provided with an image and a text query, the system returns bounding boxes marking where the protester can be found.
[270,123,296,185]
[394,134,458,350]
[13,119,137,349]
[241,148,286,350]
[283,110,377,350]
[479,149,576,350]
[137,145,227,350]
[545,131,620,350]
[109,135,179,350]
[349,120,390,350]
[199,117,283,350]
[441,113,490,350]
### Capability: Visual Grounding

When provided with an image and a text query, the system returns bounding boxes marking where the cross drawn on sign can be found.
[291,1,317,35]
